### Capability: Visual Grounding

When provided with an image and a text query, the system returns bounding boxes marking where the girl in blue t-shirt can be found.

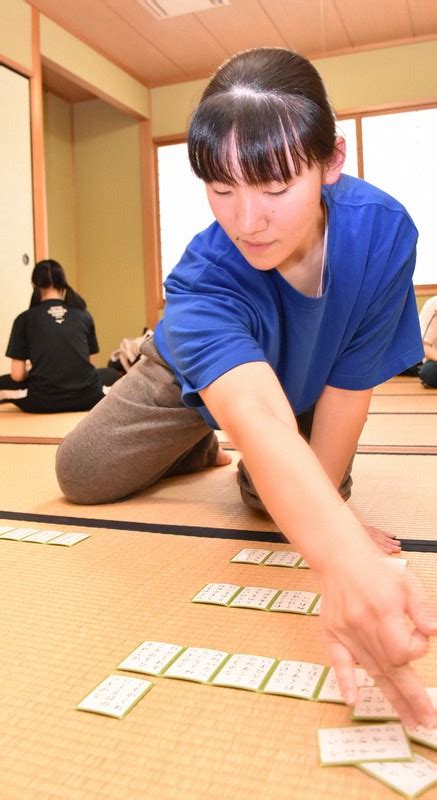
[56,48,435,728]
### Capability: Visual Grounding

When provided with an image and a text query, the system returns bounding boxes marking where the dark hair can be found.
[188,48,337,186]
[30,259,87,310]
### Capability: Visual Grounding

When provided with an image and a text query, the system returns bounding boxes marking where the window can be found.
[362,108,437,286]
[157,142,214,291]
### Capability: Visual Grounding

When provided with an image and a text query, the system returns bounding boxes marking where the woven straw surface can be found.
[0,446,435,540]
[0,521,436,800]
[0,406,87,444]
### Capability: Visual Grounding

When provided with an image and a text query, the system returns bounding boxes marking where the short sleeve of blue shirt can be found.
[157,225,271,408]
[327,201,422,389]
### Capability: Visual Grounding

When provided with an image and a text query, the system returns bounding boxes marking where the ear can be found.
[322,136,346,185]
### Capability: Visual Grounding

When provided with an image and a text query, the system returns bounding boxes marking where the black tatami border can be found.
[0,509,287,543]
[0,509,436,550]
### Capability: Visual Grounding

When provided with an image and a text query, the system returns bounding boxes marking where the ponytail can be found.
[64,285,87,310]
[29,259,87,310]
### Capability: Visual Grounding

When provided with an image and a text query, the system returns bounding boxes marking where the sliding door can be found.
[0,65,34,373]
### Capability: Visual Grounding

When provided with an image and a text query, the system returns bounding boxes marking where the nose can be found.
[236,193,268,236]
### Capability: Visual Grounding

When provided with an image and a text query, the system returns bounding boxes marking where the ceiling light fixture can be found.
[137,0,230,20]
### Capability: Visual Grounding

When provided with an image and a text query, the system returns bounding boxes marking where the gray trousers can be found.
[56,338,353,508]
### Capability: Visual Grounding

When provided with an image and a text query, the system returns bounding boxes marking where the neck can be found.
[38,287,65,301]
[278,201,327,295]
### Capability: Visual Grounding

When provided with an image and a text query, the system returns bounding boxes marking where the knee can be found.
[419,361,437,388]
[56,432,106,504]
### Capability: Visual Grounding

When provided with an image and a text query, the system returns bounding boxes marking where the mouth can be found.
[240,240,274,253]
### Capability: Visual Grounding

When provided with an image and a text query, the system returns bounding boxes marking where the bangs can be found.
[188,92,321,186]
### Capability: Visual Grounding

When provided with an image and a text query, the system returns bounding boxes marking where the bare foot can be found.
[364,525,401,554]
[215,446,232,466]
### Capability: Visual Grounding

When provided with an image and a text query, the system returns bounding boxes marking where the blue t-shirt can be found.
[154,175,423,428]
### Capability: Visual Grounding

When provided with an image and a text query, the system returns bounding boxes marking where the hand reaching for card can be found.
[320,552,437,729]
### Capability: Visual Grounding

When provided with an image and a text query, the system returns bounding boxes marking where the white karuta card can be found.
[427,687,437,708]
[297,558,310,569]
[23,529,66,543]
[230,549,271,564]
[49,532,90,546]
[318,723,412,765]
[353,686,398,720]
[263,660,326,700]
[269,590,318,614]
[162,647,229,683]
[118,641,184,676]
[0,527,39,540]
[310,596,322,616]
[76,674,152,718]
[406,724,437,750]
[263,551,302,568]
[317,666,374,703]
[212,653,276,691]
[229,586,279,610]
[358,754,437,798]
[386,557,408,572]
[0,525,14,535]
[191,583,242,605]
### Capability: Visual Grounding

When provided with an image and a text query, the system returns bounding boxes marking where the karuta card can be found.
[0,527,39,540]
[263,660,327,700]
[0,525,14,535]
[316,666,374,703]
[318,723,412,765]
[191,583,242,606]
[76,674,152,718]
[358,754,437,798]
[211,653,276,691]
[49,532,90,546]
[353,686,399,720]
[406,724,437,750]
[22,529,66,544]
[269,590,319,614]
[310,596,322,616]
[162,647,229,683]
[386,557,408,572]
[230,549,271,564]
[263,551,302,568]
[297,558,310,569]
[228,586,280,610]
[118,641,184,676]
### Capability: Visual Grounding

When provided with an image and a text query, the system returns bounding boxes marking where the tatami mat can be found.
[373,379,437,396]
[0,520,435,799]
[0,405,87,444]
[0,445,436,542]
[359,413,437,446]
[369,394,437,413]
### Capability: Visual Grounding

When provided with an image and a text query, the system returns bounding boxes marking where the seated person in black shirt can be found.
[0,259,121,413]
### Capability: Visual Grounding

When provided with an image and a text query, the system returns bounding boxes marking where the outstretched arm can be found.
[311,384,400,554]
[200,361,437,728]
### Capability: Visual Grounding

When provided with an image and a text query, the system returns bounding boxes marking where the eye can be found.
[209,183,234,197]
[264,186,289,197]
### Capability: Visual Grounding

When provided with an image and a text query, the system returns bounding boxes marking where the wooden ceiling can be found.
[29,0,437,90]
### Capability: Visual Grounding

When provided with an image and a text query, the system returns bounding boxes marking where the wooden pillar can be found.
[139,119,162,327]
[30,7,48,260]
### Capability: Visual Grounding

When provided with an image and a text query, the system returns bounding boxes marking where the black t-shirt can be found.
[6,300,102,404]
